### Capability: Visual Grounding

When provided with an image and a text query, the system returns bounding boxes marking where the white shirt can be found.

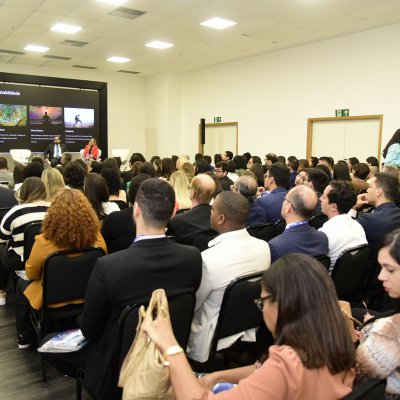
[187,228,271,362]
[319,214,367,272]
[102,201,120,215]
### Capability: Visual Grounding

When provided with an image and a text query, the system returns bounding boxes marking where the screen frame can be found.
[0,72,108,157]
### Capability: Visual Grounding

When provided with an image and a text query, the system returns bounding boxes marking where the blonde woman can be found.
[169,171,192,210]
[41,168,65,202]
[176,156,189,171]
[182,162,195,183]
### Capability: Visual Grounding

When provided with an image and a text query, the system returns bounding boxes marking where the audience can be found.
[143,254,355,399]
[101,168,127,209]
[214,161,233,191]
[352,163,370,192]
[41,168,65,202]
[0,156,13,185]
[64,160,87,190]
[169,171,192,211]
[187,191,271,363]
[14,189,107,348]
[268,185,328,262]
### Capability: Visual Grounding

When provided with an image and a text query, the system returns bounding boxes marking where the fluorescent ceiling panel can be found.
[201,17,237,30]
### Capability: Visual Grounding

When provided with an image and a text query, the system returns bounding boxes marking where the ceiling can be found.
[0,0,400,77]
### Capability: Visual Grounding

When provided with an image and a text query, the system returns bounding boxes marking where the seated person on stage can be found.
[233,175,266,226]
[14,189,107,348]
[187,191,271,363]
[44,136,67,167]
[167,174,216,243]
[82,137,100,162]
[268,185,329,262]
[256,163,290,223]
[319,180,367,272]
[101,173,151,253]
[0,178,50,306]
[143,254,355,399]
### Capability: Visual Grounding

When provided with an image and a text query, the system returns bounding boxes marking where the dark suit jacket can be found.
[257,187,287,223]
[167,203,214,244]
[44,143,67,159]
[268,222,329,262]
[101,207,136,253]
[79,238,202,398]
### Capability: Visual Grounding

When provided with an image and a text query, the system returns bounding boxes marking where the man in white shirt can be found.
[319,180,367,273]
[187,190,271,363]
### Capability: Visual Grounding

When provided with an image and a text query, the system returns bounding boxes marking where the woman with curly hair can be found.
[41,167,65,202]
[14,188,107,348]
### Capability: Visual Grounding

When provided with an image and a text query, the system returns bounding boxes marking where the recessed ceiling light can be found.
[50,23,82,34]
[201,17,237,30]
[107,56,130,63]
[145,41,174,49]
[96,0,127,5]
[24,45,49,53]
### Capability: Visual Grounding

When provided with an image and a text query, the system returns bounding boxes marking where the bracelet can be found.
[163,345,184,366]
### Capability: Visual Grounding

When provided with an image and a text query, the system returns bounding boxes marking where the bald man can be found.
[167,174,216,244]
[268,185,329,262]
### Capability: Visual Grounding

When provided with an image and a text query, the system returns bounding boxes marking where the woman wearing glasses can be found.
[142,254,355,399]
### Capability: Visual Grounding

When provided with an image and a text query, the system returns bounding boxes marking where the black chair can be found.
[308,212,328,230]
[331,244,370,302]
[341,378,386,399]
[274,219,286,236]
[314,255,331,271]
[76,291,196,400]
[23,221,42,264]
[202,271,264,370]
[30,247,106,383]
[247,224,275,242]
[189,229,218,251]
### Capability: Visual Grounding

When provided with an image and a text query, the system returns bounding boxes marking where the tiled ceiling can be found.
[0,0,399,77]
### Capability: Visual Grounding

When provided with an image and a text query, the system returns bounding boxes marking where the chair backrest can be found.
[10,149,31,164]
[189,229,218,251]
[209,271,264,359]
[117,291,195,371]
[308,213,328,230]
[331,244,370,300]
[340,378,386,400]
[23,221,42,263]
[314,254,331,271]
[42,247,106,307]
[247,224,275,242]
[274,219,286,236]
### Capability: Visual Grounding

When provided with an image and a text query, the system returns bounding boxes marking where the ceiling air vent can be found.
[118,70,140,74]
[43,55,71,60]
[73,65,97,70]
[60,40,88,47]
[109,7,146,20]
[0,49,25,55]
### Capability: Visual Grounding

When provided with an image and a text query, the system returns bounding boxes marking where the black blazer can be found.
[79,238,202,399]
[167,204,213,244]
[44,143,67,159]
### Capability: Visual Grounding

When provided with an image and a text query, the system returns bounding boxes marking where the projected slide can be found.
[29,106,63,125]
[0,104,27,126]
[64,107,94,128]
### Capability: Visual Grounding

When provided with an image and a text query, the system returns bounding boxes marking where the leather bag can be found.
[118,289,175,400]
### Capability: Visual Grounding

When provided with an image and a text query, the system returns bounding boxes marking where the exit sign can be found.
[335,109,350,117]
[214,117,221,122]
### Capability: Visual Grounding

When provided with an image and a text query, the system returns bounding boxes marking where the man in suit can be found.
[44,136,67,167]
[79,178,202,398]
[256,162,290,223]
[214,161,233,191]
[167,173,216,243]
[268,185,329,262]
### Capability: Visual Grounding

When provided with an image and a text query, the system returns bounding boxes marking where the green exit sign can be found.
[335,109,350,117]
[214,117,221,123]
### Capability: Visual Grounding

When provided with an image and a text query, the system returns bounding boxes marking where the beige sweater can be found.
[356,313,400,396]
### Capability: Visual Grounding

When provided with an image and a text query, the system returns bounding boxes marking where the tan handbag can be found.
[338,300,358,342]
[118,289,175,400]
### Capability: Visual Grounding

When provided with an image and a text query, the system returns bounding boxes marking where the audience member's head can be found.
[0,156,8,170]
[61,152,72,166]
[223,151,233,161]
[41,167,65,202]
[130,153,146,165]
[203,155,212,165]
[226,160,236,173]
[150,155,160,164]
[128,173,151,205]
[333,163,351,181]
[233,155,247,170]
[318,156,333,171]
[214,154,222,164]
[64,160,87,190]
[288,158,299,173]
[295,168,310,186]
[368,173,400,204]
[282,185,318,222]
[298,159,309,171]
[182,162,195,183]
[84,173,109,220]
[211,191,249,233]
[366,156,379,168]
[89,160,102,174]
[114,156,122,170]
[306,168,330,195]
[43,188,100,248]
[132,161,144,177]
[243,152,251,162]
[277,156,286,164]
[169,171,191,209]
[23,161,44,180]
[264,163,290,190]
[308,156,319,169]
[176,156,189,171]
[101,168,121,197]
[320,180,357,217]
[31,157,44,166]
[249,163,264,186]
[74,158,88,172]
[160,157,176,180]
[134,178,175,229]
[247,156,262,168]
[265,153,278,165]
[139,162,155,177]
[13,163,25,186]
[16,177,47,204]
[234,175,258,200]
[190,174,216,205]
[195,159,212,174]
[347,157,359,170]
[102,157,120,173]
[382,164,399,179]
[352,163,370,181]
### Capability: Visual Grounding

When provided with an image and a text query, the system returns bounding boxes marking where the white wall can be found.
[146,23,400,160]
[0,63,146,157]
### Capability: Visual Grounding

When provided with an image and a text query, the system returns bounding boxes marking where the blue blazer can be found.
[256,187,287,223]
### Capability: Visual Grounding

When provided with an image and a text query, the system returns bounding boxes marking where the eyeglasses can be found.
[214,168,223,173]
[254,295,274,311]
[283,196,296,211]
